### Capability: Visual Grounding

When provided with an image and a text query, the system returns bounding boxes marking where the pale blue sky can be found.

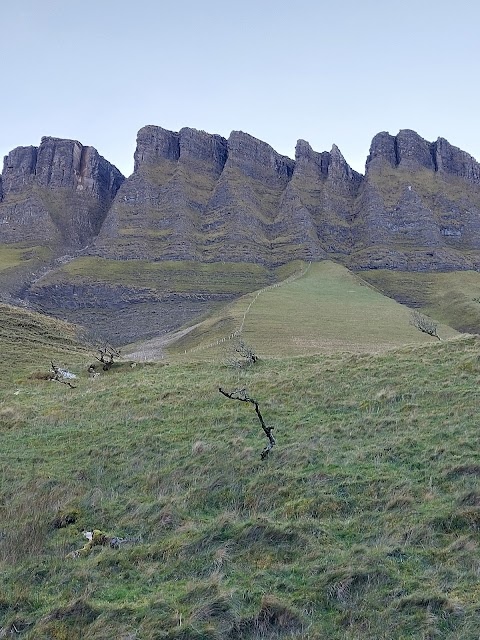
[1,0,479,176]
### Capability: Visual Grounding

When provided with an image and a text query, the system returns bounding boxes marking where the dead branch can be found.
[410,310,441,340]
[95,343,121,371]
[50,362,76,389]
[219,387,275,460]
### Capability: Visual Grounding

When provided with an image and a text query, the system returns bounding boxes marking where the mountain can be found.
[2,126,480,342]
[0,136,124,249]
[91,126,480,269]
[352,129,480,270]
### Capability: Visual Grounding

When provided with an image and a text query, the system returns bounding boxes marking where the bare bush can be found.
[91,343,121,372]
[410,311,440,340]
[224,339,258,368]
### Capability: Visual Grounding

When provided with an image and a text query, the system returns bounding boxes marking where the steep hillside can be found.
[0,137,124,301]
[0,137,124,249]
[350,130,480,270]
[92,126,480,269]
[0,302,89,377]
[27,259,289,344]
[1,334,480,638]
[359,269,480,334]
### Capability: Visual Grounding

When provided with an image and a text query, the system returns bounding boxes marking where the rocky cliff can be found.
[0,137,124,249]
[351,129,480,270]
[3,126,480,269]
[95,126,296,263]
[3,125,480,342]
[94,125,366,265]
[91,125,480,270]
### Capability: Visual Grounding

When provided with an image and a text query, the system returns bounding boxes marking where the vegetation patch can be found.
[359,269,480,334]
[0,307,480,637]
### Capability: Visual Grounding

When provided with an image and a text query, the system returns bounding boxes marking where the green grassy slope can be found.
[0,244,54,299]
[1,309,479,637]
[359,269,480,334]
[165,261,458,359]
[0,303,88,379]
[0,244,52,272]
[52,257,275,294]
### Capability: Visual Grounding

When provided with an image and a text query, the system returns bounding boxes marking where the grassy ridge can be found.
[0,244,52,272]
[1,306,480,637]
[165,262,458,359]
[0,303,88,378]
[39,258,278,295]
[360,269,480,334]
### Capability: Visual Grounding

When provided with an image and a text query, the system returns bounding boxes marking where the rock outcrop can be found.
[0,137,124,248]
[3,125,480,342]
[353,129,480,269]
[96,125,480,272]
[96,126,228,260]
[5,125,480,273]
[96,127,296,263]
[96,126,363,265]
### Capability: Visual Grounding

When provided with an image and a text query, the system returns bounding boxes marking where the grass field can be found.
[360,269,480,334]
[161,261,458,360]
[0,243,52,272]
[0,303,88,378]
[1,304,480,638]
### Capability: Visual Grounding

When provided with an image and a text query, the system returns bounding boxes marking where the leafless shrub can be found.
[224,339,258,369]
[92,343,121,372]
[410,311,440,340]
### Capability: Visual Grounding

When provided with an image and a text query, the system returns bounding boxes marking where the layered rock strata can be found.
[352,129,480,269]
[3,126,480,341]
[94,126,480,270]
[0,137,124,248]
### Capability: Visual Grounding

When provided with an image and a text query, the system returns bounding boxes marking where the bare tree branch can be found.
[219,387,275,460]
[94,343,121,371]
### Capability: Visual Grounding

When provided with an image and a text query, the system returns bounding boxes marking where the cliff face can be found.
[0,137,124,248]
[3,125,480,342]
[352,129,480,269]
[94,125,480,270]
[96,126,362,265]
[3,126,480,270]
[96,127,295,263]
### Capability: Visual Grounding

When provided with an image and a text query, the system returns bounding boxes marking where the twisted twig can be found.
[219,387,275,459]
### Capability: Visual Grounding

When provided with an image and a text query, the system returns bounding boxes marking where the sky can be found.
[1,0,479,177]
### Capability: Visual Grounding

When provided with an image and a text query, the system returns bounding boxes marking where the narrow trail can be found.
[123,323,203,361]
[185,261,312,356]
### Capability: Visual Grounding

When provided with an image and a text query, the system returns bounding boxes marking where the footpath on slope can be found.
[123,262,312,361]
